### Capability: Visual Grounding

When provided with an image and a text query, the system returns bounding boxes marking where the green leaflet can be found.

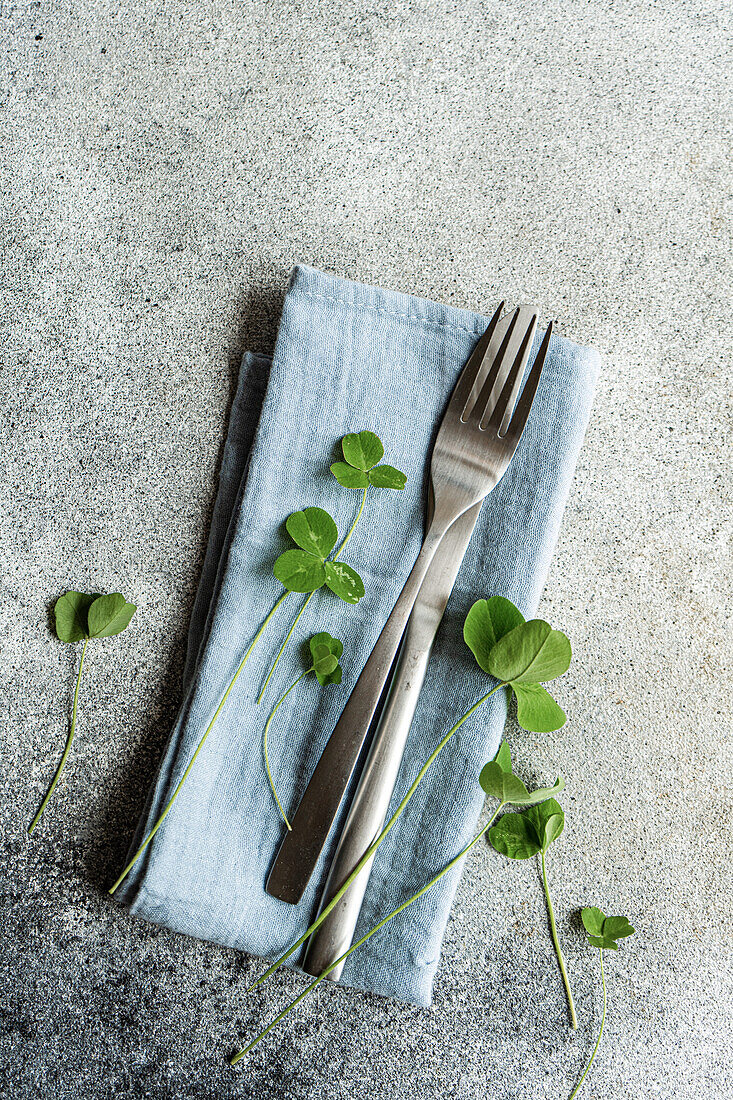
[273,549,326,593]
[479,761,565,807]
[323,561,365,604]
[285,507,338,558]
[488,619,572,684]
[341,430,384,471]
[511,682,566,732]
[329,462,370,489]
[463,596,525,673]
[87,593,137,638]
[54,591,100,643]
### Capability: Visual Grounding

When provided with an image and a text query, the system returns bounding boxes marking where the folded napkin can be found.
[119,265,600,1007]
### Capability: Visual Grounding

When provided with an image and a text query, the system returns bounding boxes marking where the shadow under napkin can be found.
[115,264,600,1008]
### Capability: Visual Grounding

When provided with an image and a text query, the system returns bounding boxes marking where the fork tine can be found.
[446,301,505,419]
[504,321,553,442]
[483,313,538,434]
[464,307,520,424]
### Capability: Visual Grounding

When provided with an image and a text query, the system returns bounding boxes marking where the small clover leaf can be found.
[488,619,572,684]
[31,590,136,836]
[368,464,407,490]
[511,682,566,732]
[273,549,326,592]
[341,430,384,472]
[323,561,365,604]
[464,596,525,673]
[580,906,606,937]
[582,907,635,950]
[488,812,541,859]
[309,631,344,686]
[87,593,137,638]
[330,462,370,489]
[285,507,338,558]
[54,591,99,643]
[333,432,407,491]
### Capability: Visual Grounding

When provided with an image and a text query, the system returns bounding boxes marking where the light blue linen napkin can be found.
[118,265,600,1007]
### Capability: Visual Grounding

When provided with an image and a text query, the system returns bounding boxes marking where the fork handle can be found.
[265,513,452,904]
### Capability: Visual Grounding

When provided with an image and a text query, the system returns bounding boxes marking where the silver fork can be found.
[266,304,553,904]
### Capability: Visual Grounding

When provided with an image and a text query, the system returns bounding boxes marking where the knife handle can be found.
[302,503,483,979]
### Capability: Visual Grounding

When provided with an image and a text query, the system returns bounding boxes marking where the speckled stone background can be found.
[1,1,731,1097]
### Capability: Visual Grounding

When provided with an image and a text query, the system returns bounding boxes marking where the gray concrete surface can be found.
[1,1,731,1097]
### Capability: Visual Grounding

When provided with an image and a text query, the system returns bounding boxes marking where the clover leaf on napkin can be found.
[331,430,407,491]
[273,507,364,603]
[263,632,346,829]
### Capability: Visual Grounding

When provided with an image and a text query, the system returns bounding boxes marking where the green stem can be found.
[28,637,89,835]
[245,683,504,994]
[256,486,368,705]
[257,594,313,704]
[263,671,310,829]
[541,850,578,1029]
[335,485,367,558]
[108,592,289,895]
[231,801,506,1063]
[568,950,607,1100]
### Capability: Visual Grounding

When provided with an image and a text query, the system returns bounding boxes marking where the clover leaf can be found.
[463,596,525,673]
[463,598,570,732]
[273,507,364,602]
[571,908,637,1097]
[331,430,407,491]
[488,797,565,859]
[264,632,347,828]
[309,632,344,686]
[581,907,635,951]
[488,789,576,1028]
[29,590,136,835]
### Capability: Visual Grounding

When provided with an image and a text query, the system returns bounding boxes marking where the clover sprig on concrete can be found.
[29,591,136,835]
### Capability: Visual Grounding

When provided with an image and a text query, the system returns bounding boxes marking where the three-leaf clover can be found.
[464,596,570,732]
[488,778,577,1028]
[263,632,346,829]
[569,907,636,1099]
[331,430,407,490]
[581,907,635,951]
[29,591,136,835]
[273,507,364,604]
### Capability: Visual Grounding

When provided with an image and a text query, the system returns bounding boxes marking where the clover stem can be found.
[568,950,606,1099]
[257,594,314,704]
[231,800,507,1062]
[256,485,368,704]
[28,637,89,835]
[108,593,288,895]
[245,683,504,995]
[335,485,368,558]
[263,671,311,829]
[541,849,577,1029]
